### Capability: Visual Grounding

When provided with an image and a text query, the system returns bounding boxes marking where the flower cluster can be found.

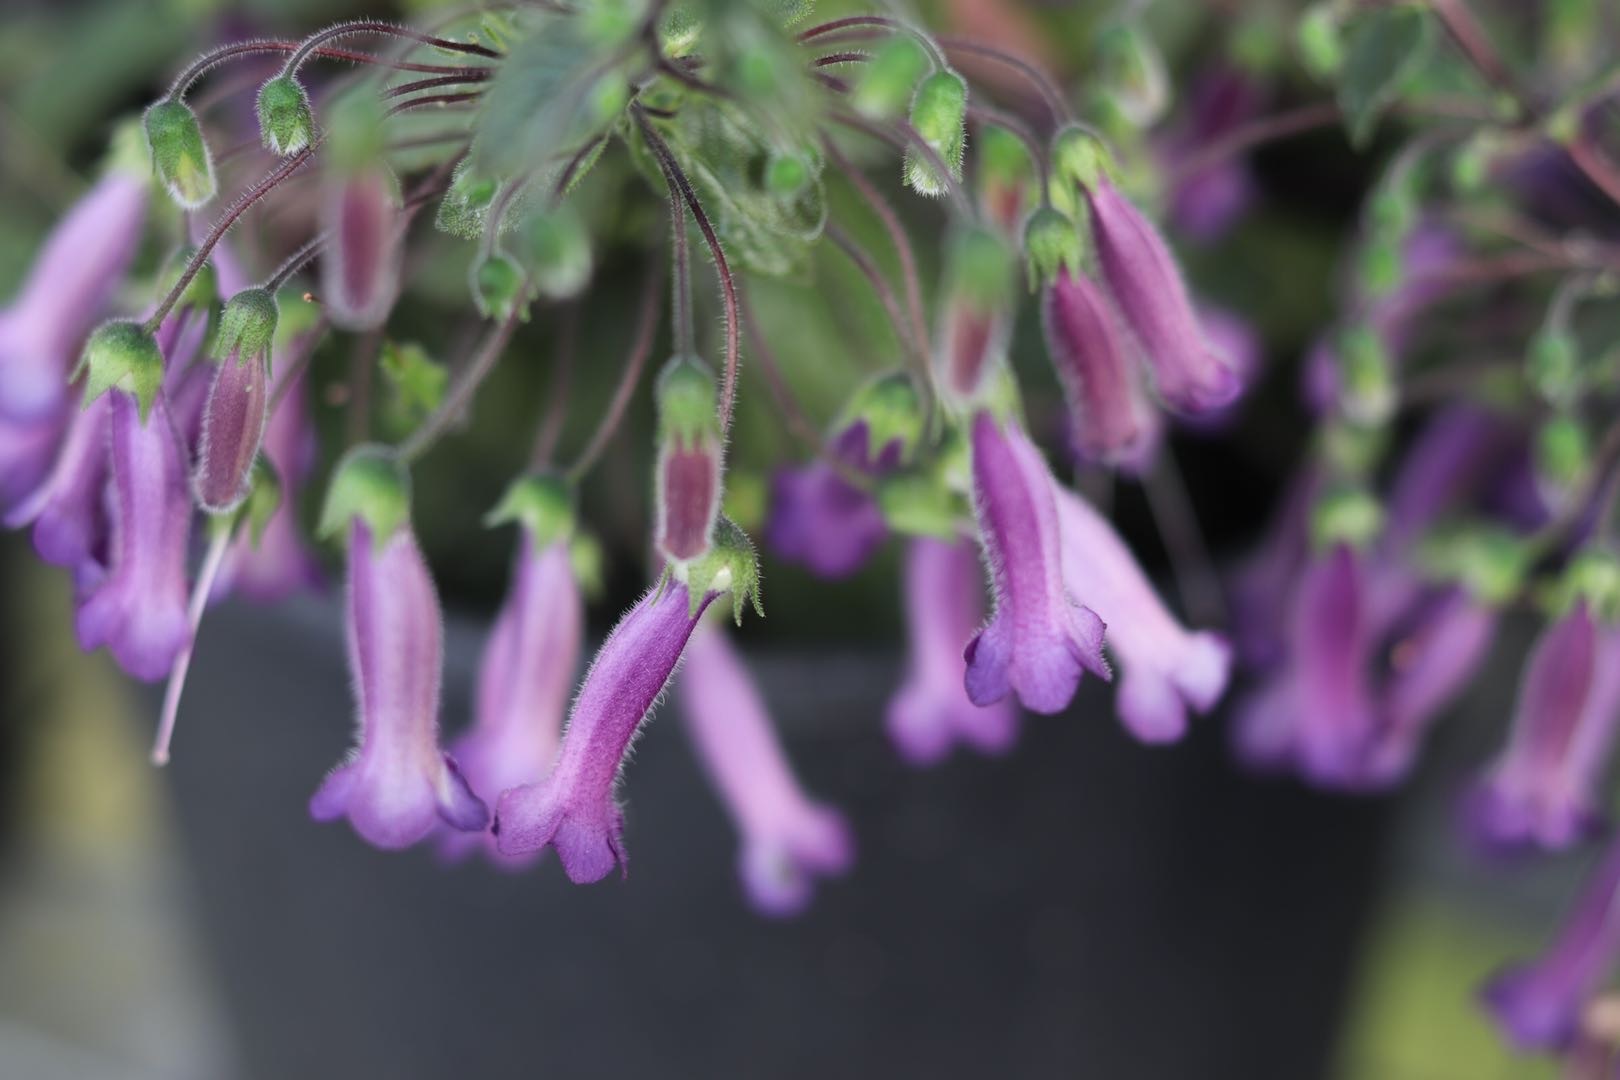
[8,2,1620,1063]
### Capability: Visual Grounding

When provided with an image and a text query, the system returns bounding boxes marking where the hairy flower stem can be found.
[167,40,484,100]
[566,261,664,482]
[151,525,233,766]
[823,223,933,411]
[384,91,483,118]
[528,303,578,471]
[282,19,499,78]
[797,15,946,67]
[823,140,933,385]
[142,142,322,335]
[398,299,528,464]
[935,35,1072,128]
[1142,450,1225,626]
[633,108,742,436]
[661,155,696,357]
[828,110,975,218]
[263,233,327,293]
[381,71,493,99]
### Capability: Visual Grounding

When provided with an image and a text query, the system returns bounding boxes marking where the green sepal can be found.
[484,472,576,549]
[851,37,930,120]
[256,75,315,157]
[472,252,530,321]
[657,354,720,445]
[1416,521,1530,606]
[1337,325,1395,426]
[1319,417,1390,479]
[436,159,533,241]
[946,225,1016,311]
[1047,126,1115,217]
[143,100,215,209]
[678,515,764,624]
[1535,414,1589,496]
[903,70,967,198]
[526,206,593,300]
[837,371,925,466]
[317,445,411,549]
[1095,22,1168,127]
[1023,205,1083,291]
[876,470,966,539]
[1553,549,1620,622]
[659,5,703,57]
[977,124,1033,192]
[76,320,165,422]
[1310,486,1384,550]
[569,531,606,600]
[1527,329,1580,405]
[212,288,279,362]
[379,340,447,424]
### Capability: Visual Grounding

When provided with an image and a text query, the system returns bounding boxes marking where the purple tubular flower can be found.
[677,621,854,917]
[1052,487,1231,744]
[73,391,191,682]
[214,363,322,602]
[0,172,147,421]
[1483,837,1620,1051]
[6,397,112,587]
[494,581,719,881]
[1040,267,1156,469]
[439,536,582,867]
[321,167,401,331]
[194,347,269,513]
[1466,603,1620,852]
[767,421,895,580]
[658,442,721,562]
[1161,70,1263,242]
[1375,588,1496,777]
[310,520,487,850]
[939,304,1010,401]
[1087,176,1240,413]
[0,414,64,519]
[887,537,1019,764]
[964,411,1109,715]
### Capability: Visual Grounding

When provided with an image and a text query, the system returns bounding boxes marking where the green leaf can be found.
[1337,4,1434,148]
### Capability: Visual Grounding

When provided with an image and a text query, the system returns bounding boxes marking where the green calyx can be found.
[1023,206,1084,291]
[1310,487,1384,550]
[317,445,412,549]
[1527,329,1580,405]
[852,36,929,121]
[1336,325,1395,427]
[257,75,315,157]
[678,515,764,624]
[839,372,924,466]
[485,473,576,549]
[212,288,279,362]
[1556,550,1620,622]
[143,100,215,209]
[903,70,967,198]
[947,225,1017,311]
[1536,414,1589,494]
[877,469,966,539]
[1048,126,1114,216]
[657,355,720,445]
[526,207,593,301]
[1417,522,1529,606]
[76,320,165,421]
[436,159,532,241]
[472,253,529,321]
[977,125,1033,193]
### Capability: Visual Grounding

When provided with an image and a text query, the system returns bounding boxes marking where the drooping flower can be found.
[1086,175,1240,413]
[1053,486,1231,743]
[654,356,723,564]
[936,226,1016,402]
[440,479,583,867]
[1466,601,1620,852]
[676,620,853,916]
[309,449,486,850]
[495,518,763,881]
[1040,266,1157,471]
[73,390,192,682]
[0,414,64,520]
[0,169,147,421]
[194,289,277,514]
[1483,837,1620,1051]
[5,396,111,588]
[964,411,1108,714]
[886,537,1018,764]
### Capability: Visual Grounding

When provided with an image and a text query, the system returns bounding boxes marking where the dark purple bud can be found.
[965,411,1109,714]
[1041,267,1157,470]
[321,166,402,331]
[654,356,723,564]
[887,537,1018,765]
[194,290,277,514]
[1086,176,1240,413]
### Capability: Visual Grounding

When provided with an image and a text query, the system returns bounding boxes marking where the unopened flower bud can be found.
[143,100,215,209]
[526,207,593,300]
[318,444,411,549]
[852,37,929,120]
[1023,206,1084,291]
[1048,126,1113,217]
[256,75,315,157]
[903,70,967,198]
[936,226,1015,400]
[1096,22,1168,127]
[472,252,528,320]
[976,125,1033,234]
[76,320,165,421]
[655,356,723,564]
[195,290,278,514]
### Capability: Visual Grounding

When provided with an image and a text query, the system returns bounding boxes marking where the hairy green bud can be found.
[903,70,967,198]
[76,320,165,421]
[144,100,215,209]
[257,75,315,156]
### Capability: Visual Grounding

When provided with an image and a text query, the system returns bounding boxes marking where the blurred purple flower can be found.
[1160,69,1264,243]
[322,167,401,331]
[1041,267,1157,471]
[767,420,896,579]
